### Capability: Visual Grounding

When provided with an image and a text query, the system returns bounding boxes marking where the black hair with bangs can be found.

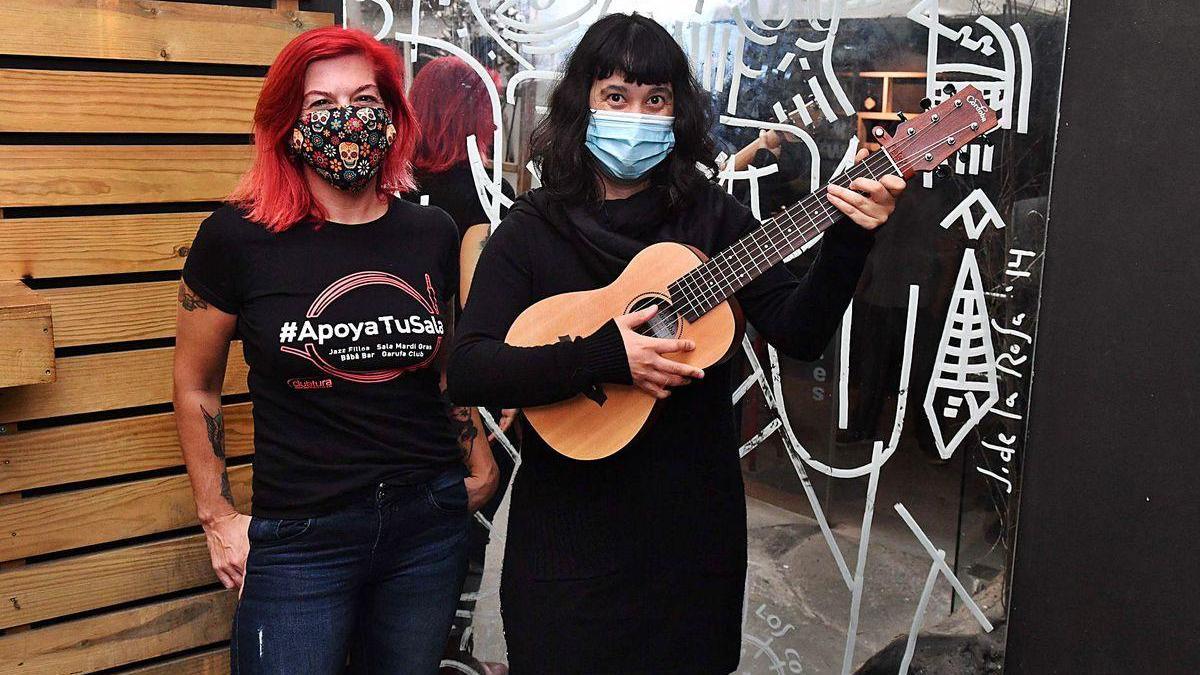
[529,12,717,209]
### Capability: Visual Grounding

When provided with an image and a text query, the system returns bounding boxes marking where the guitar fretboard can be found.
[667,148,902,322]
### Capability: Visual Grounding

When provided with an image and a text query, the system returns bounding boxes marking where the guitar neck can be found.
[668,148,902,322]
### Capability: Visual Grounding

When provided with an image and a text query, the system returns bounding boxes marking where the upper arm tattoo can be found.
[179,283,209,312]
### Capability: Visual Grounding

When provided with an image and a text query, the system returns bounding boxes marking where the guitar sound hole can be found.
[628,294,681,340]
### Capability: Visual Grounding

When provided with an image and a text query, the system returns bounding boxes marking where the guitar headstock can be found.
[873,85,999,178]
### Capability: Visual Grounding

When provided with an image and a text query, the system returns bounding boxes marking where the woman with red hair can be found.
[173,27,497,673]
[403,55,515,236]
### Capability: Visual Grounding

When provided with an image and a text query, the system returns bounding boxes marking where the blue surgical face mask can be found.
[585,109,676,182]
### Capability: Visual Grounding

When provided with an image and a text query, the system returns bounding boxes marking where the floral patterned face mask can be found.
[289,104,397,192]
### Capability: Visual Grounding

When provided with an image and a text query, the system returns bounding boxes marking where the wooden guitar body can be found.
[505,241,743,460]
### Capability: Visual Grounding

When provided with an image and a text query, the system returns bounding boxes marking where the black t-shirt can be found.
[404,162,515,238]
[182,196,463,518]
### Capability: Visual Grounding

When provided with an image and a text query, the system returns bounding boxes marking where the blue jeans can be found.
[231,465,470,674]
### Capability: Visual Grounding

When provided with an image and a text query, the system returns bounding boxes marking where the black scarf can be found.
[527,185,672,282]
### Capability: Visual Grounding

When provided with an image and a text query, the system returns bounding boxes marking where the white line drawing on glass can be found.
[940,187,1006,240]
[923,248,1000,460]
[494,0,606,55]
[787,1,856,123]
[833,136,860,428]
[353,0,395,40]
[838,300,852,429]
[840,441,885,674]
[718,163,781,220]
[468,0,535,69]
[477,407,521,463]
[738,418,783,458]
[741,600,804,675]
[774,285,920,479]
[720,115,822,193]
[898,550,946,675]
[466,133,516,229]
[894,502,995,631]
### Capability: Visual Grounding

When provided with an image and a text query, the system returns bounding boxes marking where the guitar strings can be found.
[692,120,981,298]
[638,119,984,338]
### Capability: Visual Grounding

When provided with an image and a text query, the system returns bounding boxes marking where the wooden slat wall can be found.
[0,589,237,674]
[42,281,180,347]
[0,69,263,134]
[0,1,334,671]
[0,403,254,494]
[0,346,249,423]
[0,465,253,561]
[0,0,331,64]
[0,212,207,279]
[124,648,230,675]
[0,145,253,208]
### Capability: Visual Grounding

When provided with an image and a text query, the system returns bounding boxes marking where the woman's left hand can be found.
[487,408,519,442]
[826,148,907,231]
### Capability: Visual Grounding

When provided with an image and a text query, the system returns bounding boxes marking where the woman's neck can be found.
[599,173,651,201]
[303,167,389,224]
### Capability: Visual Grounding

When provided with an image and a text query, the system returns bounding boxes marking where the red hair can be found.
[229,27,418,232]
[410,56,500,174]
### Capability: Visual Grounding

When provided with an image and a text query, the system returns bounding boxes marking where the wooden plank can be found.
[0,465,252,561]
[0,589,235,674]
[0,0,332,65]
[0,533,215,629]
[0,403,253,494]
[121,647,228,675]
[42,281,178,347]
[0,69,261,134]
[0,145,251,208]
[0,211,207,279]
[0,282,55,388]
[0,345,249,424]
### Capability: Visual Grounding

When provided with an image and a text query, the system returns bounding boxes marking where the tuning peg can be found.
[920,98,932,111]
[934,165,950,179]
[982,134,995,147]
[896,111,907,122]
[942,83,957,95]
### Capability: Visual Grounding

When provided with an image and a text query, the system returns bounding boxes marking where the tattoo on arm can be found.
[179,284,209,312]
[219,472,235,506]
[201,404,234,506]
[201,405,225,459]
[443,394,479,461]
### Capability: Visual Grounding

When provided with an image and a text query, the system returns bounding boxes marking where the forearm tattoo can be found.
[443,394,479,461]
[178,284,208,312]
[201,404,233,506]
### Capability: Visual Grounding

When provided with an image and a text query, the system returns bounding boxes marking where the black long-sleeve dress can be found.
[446,181,873,674]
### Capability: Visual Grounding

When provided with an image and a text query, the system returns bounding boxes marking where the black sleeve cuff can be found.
[180,269,240,315]
[577,319,632,386]
[824,215,877,253]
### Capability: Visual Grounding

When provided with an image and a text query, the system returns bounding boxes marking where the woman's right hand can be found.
[615,306,705,399]
[202,511,252,591]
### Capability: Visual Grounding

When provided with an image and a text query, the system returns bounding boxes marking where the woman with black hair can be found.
[447,13,904,674]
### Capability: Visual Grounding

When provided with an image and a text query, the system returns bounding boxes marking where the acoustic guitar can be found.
[506,85,999,460]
